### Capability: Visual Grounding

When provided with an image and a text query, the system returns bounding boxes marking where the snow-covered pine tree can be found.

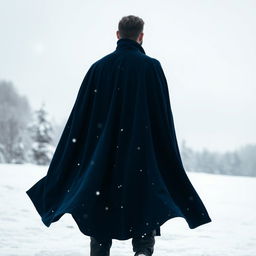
[0,143,5,163]
[28,102,55,165]
[11,136,26,164]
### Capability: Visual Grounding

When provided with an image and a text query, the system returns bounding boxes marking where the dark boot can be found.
[132,229,156,256]
[90,236,112,256]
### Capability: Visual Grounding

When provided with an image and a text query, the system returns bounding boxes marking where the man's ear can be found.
[139,33,144,44]
[139,32,144,42]
[116,30,120,39]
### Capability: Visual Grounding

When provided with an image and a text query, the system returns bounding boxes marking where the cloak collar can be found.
[116,38,146,54]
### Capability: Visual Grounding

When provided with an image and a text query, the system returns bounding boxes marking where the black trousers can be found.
[90,229,156,256]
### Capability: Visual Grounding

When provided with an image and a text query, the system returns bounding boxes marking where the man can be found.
[26,15,212,256]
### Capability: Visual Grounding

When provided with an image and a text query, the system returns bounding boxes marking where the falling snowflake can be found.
[141,232,147,238]
[117,184,122,189]
[105,206,109,210]
[120,128,124,132]
[94,89,97,93]
[186,207,190,211]
[201,212,205,216]
[120,205,124,208]
[67,189,70,192]
[96,191,100,196]
[72,138,76,143]
[77,163,80,166]
[139,169,143,172]
[91,160,95,165]
[146,222,149,226]
[137,146,141,150]
[116,145,119,149]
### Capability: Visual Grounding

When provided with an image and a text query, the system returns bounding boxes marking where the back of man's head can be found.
[118,15,144,41]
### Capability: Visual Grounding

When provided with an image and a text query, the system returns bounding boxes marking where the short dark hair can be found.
[118,15,144,40]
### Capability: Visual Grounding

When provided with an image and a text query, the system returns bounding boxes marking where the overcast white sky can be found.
[0,0,255,153]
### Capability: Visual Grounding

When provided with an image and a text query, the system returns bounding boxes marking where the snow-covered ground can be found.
[0,163,255,256]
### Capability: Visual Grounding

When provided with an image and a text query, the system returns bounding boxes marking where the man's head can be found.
[116,15,144,45]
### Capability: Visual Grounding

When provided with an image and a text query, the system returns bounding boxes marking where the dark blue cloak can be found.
[26,38,212,240]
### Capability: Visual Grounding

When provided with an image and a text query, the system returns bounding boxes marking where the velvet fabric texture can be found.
[26,38,212,240]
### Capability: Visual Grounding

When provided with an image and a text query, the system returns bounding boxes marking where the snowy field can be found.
[0,163,255,256]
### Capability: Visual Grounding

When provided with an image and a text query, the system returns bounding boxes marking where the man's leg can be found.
[132,229,156,256]
[90,236,112,256]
